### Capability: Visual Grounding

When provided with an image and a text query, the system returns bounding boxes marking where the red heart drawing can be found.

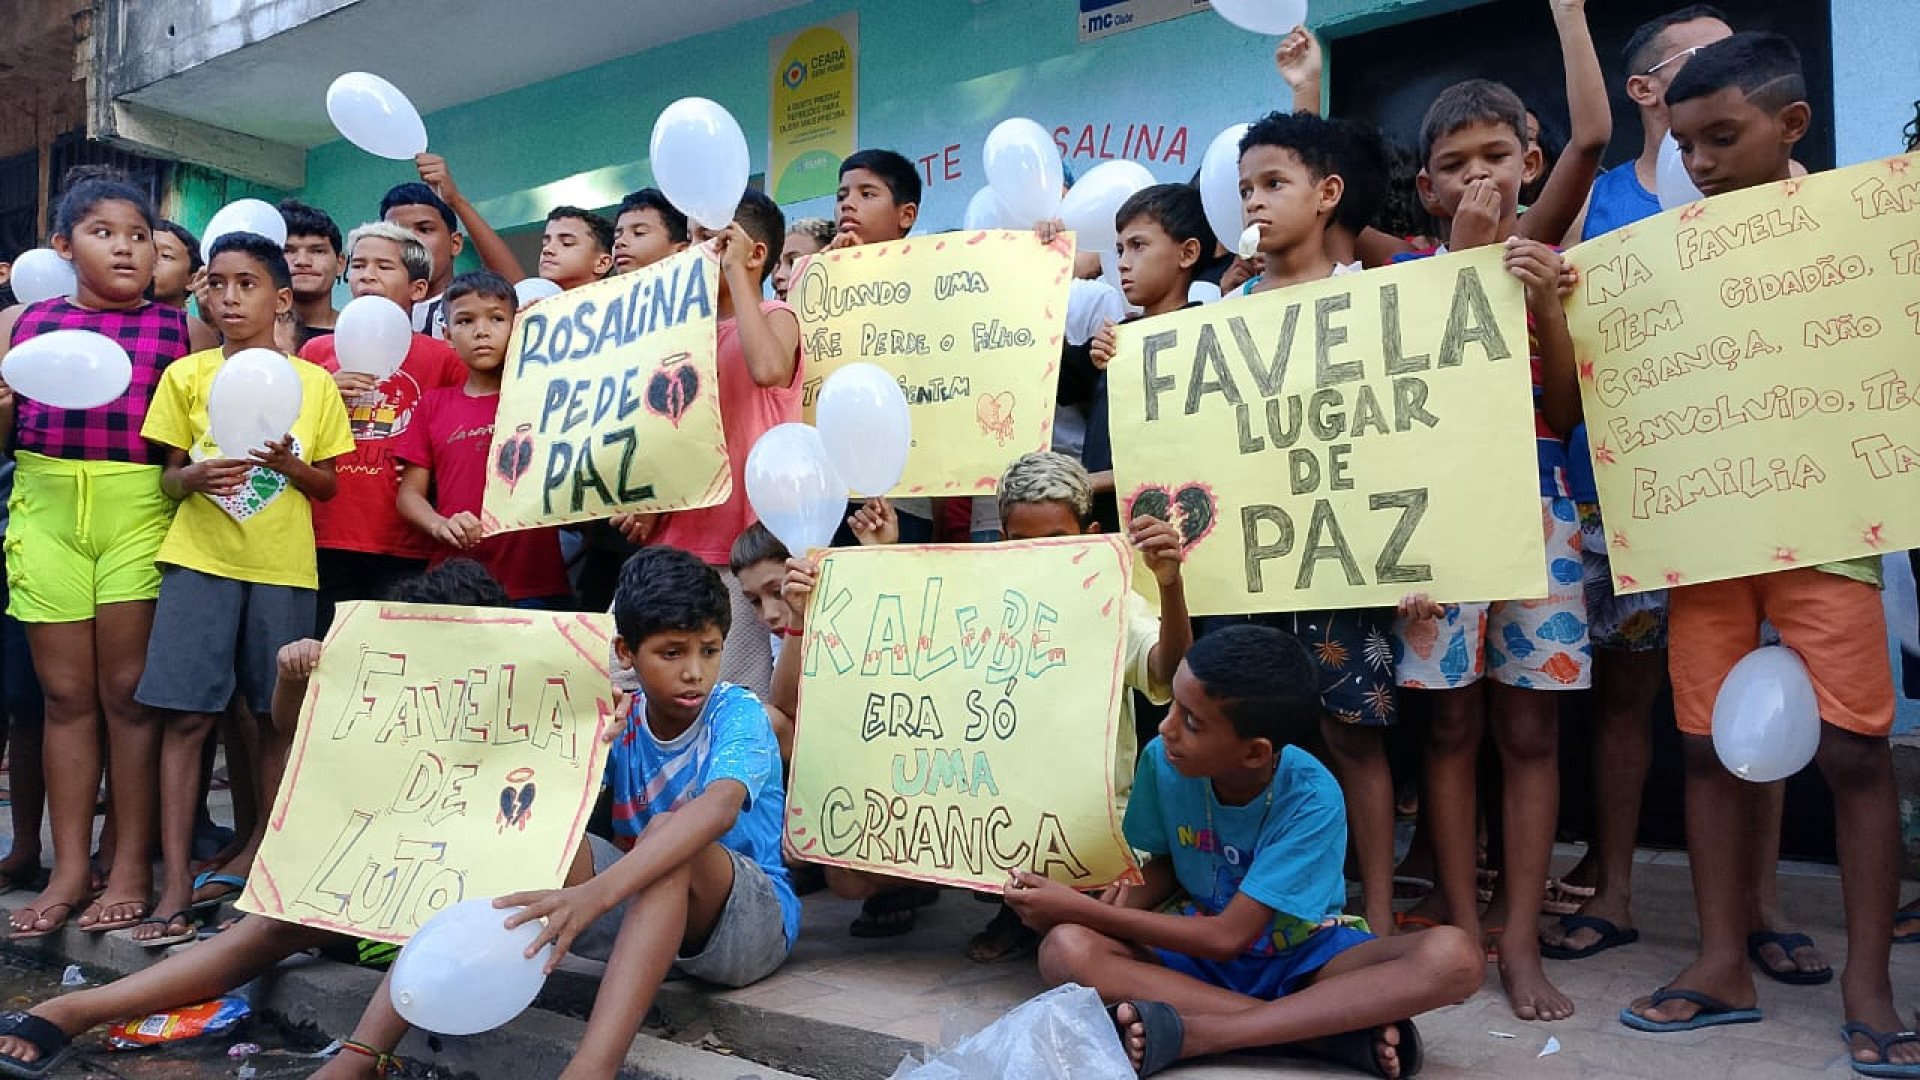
[646,352,700,427]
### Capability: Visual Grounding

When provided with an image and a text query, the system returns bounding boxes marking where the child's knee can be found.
[1416,925,1483,1001]
[163,710,217,743]
[1815,724,1892,790]
[1426,710,1480,757]
[1036,924,1102,985]
[1320,719,1385,762]
[1494,713,1557,764]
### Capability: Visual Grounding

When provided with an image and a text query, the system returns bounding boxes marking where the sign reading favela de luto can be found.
[1108,246,1545,616]
[483,248,727,533]
[1564,151,1920,591]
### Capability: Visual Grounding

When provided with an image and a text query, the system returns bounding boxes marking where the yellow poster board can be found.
[1109,247,1544,615]
[238,602,617,942]
[1564,152,1920,591]
[793,231,1074,495]
[482,248,727,532]
[784,537,1138,891]
[769,12,858,204]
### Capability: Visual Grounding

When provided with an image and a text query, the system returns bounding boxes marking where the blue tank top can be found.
[1580,162,1660,243]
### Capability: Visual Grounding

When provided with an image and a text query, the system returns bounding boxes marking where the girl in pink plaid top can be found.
[0,176,194,940]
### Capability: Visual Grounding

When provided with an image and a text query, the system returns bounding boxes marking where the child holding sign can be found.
[317,547,796,1080]
[0,562,512,1077]
[136,231,355,946]
[1007,625,1481,1079]
[1390,80,1588,1023]
[393,270,570,606]
[298,223,467,633]
[1619,36,1913,1075]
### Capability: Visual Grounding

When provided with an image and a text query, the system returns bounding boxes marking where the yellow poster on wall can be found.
[1564,152,1920,592]
[793,230,1073,495]
[784,537,1138,891]
[769,12,858,204]
[238,602,617,942]
[482,248,727,533]
[1108,247,1545,615]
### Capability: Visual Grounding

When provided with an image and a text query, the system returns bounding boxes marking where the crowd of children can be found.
[0,3,1912,1077]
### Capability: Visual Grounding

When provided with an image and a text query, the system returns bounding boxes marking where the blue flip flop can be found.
[1541,914,1640,961]
[1894,909,1920,946]
[1748,930,1833,985]
[189,871,246,913]
[1619,987,1763,1033]
[1842,1023,1920,1077]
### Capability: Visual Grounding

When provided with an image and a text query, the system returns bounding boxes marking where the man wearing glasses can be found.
[1575,4,1732,241]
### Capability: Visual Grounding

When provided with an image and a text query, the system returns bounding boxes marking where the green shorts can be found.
[6,452,173,623]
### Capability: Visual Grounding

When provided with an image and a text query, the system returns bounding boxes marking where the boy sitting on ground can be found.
[1007,625,1481,1078]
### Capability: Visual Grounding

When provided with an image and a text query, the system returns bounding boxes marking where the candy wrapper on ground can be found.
[104,995,250,1050]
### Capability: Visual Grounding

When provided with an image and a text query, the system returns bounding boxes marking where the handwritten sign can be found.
[238,602,616,942]
[784,537,1137,890]
[482,248,727,532]
[1564,152,1920,591]
[793,230,1074,495]
[1108,247,1544,615]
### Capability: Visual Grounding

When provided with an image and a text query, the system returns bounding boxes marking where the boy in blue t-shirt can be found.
[1006,626,1479,1078]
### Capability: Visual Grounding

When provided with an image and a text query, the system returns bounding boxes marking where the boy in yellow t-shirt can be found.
[134,232,354,946]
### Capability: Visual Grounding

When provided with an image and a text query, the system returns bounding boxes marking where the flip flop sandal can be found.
[0,1012,73,1078]
[1109,1001,1185,1078]
[1541,914,1640,961]
[1310,1019,1425,1079]
[1619,987,1763,1033]
[188,871,247,913]
[1843,1023,1920,1078]
[1393,912,1443,933]
[79,896,151,934]
[133,911,199,949]
[849,887,937,938]
[1894,909,1920,945]
[1542,878,1594,916]
[1749,931,1833,986]
[6,902,76,942]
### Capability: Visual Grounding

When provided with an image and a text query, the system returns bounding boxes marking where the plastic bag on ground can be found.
[888,983,1133,1079]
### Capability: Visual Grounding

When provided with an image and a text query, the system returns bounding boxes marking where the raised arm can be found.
[1522,0,1610,243]
[1276,27,1324,116]
[416,153,529,282]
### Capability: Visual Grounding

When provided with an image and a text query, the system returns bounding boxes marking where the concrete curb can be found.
[1,895,812,1080]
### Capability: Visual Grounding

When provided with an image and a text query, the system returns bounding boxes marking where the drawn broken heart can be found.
[976,391,1016,445]
[646,352,701,427]
[1128,483,1218,550]
[495,423,535,492]
[497,783,536,830]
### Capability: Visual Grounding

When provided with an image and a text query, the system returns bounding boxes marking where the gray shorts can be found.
[571,835,790,988]
[134,566,315,716]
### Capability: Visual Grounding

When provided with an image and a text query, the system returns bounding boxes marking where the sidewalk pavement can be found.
[4,848,1912,1079]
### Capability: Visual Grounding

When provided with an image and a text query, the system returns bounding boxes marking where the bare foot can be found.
[1624,956,1754,1026]
[0,1009,73,1066]
[1750,930,1829,981]
[132,879,194,944]
[1499,950,1574,1021]
[1843,984,1920,1069]
[1112,1002,1148,1073]
[9,875,90,937]
[1303,1024,1407,1079]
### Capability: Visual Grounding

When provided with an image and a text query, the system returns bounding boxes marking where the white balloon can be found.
[514,278,563,308]
[650,97,751,232]
[1059,160,1157,253]
[1711,646,1821,782]
[207,348,303,459]
[389,898,551,1036]
[332,295,412,380]
[10,249,76,305]
[1188,281,1224,305]
[1210,0,1310,35]
[1099,248,1123,292]
[962,187,1012,231]
[983,118,1064,228]
[1655,133,1703,211]
[1199,124,1251,257]
[1,330,132,410]
[816,364,911,497]
[201,199,288,261]
[745,424,847,555]
[326,72,429,161]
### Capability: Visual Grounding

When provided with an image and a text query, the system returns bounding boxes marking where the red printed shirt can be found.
[300,333,466,558]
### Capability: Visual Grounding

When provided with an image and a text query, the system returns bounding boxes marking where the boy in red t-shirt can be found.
[611,189,801,697]
[298,222,467,633]
[392,271,569,606]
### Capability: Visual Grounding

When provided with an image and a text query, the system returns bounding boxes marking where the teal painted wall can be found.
[291,0,1444,236]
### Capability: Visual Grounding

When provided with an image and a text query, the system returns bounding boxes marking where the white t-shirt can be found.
[412,294,448,339]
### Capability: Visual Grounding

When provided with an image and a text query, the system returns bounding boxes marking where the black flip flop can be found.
[0,1012,73,1078]
[1748,930,1833,986]
[1541,914,1640,961]
[849,886,939,938]
[1311,1019,1425,1079]
[1110,1000,1184,1077]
